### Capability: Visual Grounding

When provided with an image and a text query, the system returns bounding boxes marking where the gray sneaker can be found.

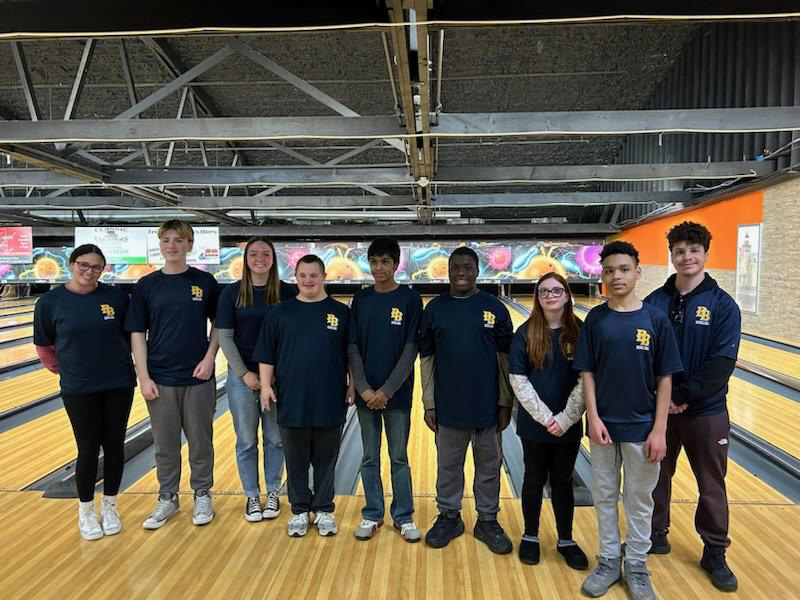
[623,560,656,600]
[288,512,309,537]
[581,556,622,597]
[313,511,338,536]
[192,490,214,526]
[394,521,422,543]
[143,493,179,530]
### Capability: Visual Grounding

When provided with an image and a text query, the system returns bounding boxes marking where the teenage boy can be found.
[125,220,220,529]
[254,255,354,538]
[420,246,515,554]
[348,238,423,542]
[574,241,682,600]
[644,222,741,592]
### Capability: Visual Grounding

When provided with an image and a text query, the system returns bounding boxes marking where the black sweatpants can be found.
[280,425,342,514]
[62,387,135,502]
[521,438,581,539]
[652,410,731,547]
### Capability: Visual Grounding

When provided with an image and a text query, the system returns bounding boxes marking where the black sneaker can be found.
[700,546,738,592]
[474,519,513,555]
[648,529,671,554]
[424,513,465,548]
[518,537,540,564]
[557,542,589,570]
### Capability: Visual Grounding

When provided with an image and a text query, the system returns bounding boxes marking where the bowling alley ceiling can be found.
[0,1,798,237]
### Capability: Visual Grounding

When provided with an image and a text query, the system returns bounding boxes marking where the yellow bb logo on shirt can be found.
[635,328,651,351]
[390,307,403,326]
[190,285,204,302]
[326,313,339,330]
[695,306,711,326]
[483,311,496,328]
[100,304,115,320]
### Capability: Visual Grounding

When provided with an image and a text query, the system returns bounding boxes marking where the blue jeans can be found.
[227,367,284,496]
[357,404,414,524]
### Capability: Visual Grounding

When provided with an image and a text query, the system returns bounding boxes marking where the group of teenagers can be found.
[33,218,741,600]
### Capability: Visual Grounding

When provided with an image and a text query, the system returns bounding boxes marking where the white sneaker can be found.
[395,521,422,543]
[354,518,383,540]
[262,491,281,520]
[288,512,309,537]
[192,490,214,526]
[78,502,104,541]
[313,511,338,536]
[142,493,179,530]
[100,496,122,536]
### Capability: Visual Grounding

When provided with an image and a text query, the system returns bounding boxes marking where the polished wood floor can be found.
[0,296,797,599]
[0,492,797,600]
[0,325,33,344]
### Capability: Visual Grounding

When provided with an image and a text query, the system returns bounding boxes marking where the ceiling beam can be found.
[0,162,771,187]
[6,108,799,145]
[31,223,618,239]
[0,191,692,210]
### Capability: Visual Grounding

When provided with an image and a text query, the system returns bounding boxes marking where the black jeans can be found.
[521,438,581,539]
[280,425,342,514]
[62,387,135,502]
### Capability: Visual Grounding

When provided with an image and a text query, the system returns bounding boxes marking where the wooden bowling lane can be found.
[0,368,59,414]
[727,377,800,460]
[0,306,34,317]
[0,490,797,600]
[0,313,33,329]
[738,339,800,380]
[0,342,38,370]
[0,298,36,309]
[0,326,33,344]
[0,356,228,492]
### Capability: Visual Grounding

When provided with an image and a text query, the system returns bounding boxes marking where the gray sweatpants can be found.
[590,441,660,564]
[146,379,217,494]
[436,425,502,520]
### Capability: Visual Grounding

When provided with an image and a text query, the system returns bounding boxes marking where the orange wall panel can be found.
[610,190,763,269]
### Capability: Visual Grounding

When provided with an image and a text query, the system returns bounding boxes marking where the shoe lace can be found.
[594,558,615,578]
[359,519,378,528]
[316,512,335,527]
[265,493,279,511]
[626,564,651,588]
[103,502,120,521]
[82,510,101,528]
[707,549,729,572]
[246,497,261,513]
[152,497,175,519]
[400,522,417,534]
[289,513,307,526]
[194,494,211,512]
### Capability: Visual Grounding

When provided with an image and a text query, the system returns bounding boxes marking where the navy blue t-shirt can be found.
[573,303,683,442]
[348,285,422,411]
[419,291,513,429]
[124,267,219,386]
[215,281,296,373]
[509,325,582,443]
[645,277,740,417]
[34,283,136,396]
[253,296,350,428]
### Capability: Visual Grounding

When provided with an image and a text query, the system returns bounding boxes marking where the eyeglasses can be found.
[75,261,104,274]
[537,287,565,299]
[670,294,685,324]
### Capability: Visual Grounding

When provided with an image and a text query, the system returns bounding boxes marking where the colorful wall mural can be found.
[0,240,603,284]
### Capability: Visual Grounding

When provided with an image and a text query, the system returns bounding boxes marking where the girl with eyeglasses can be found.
[508,272,588,569]
[33,244,136,541]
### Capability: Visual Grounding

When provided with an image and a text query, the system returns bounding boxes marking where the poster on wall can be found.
[0,227,33,264]
[147,226,220,265]
[74,227,148,264]
[735,224,761,314]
